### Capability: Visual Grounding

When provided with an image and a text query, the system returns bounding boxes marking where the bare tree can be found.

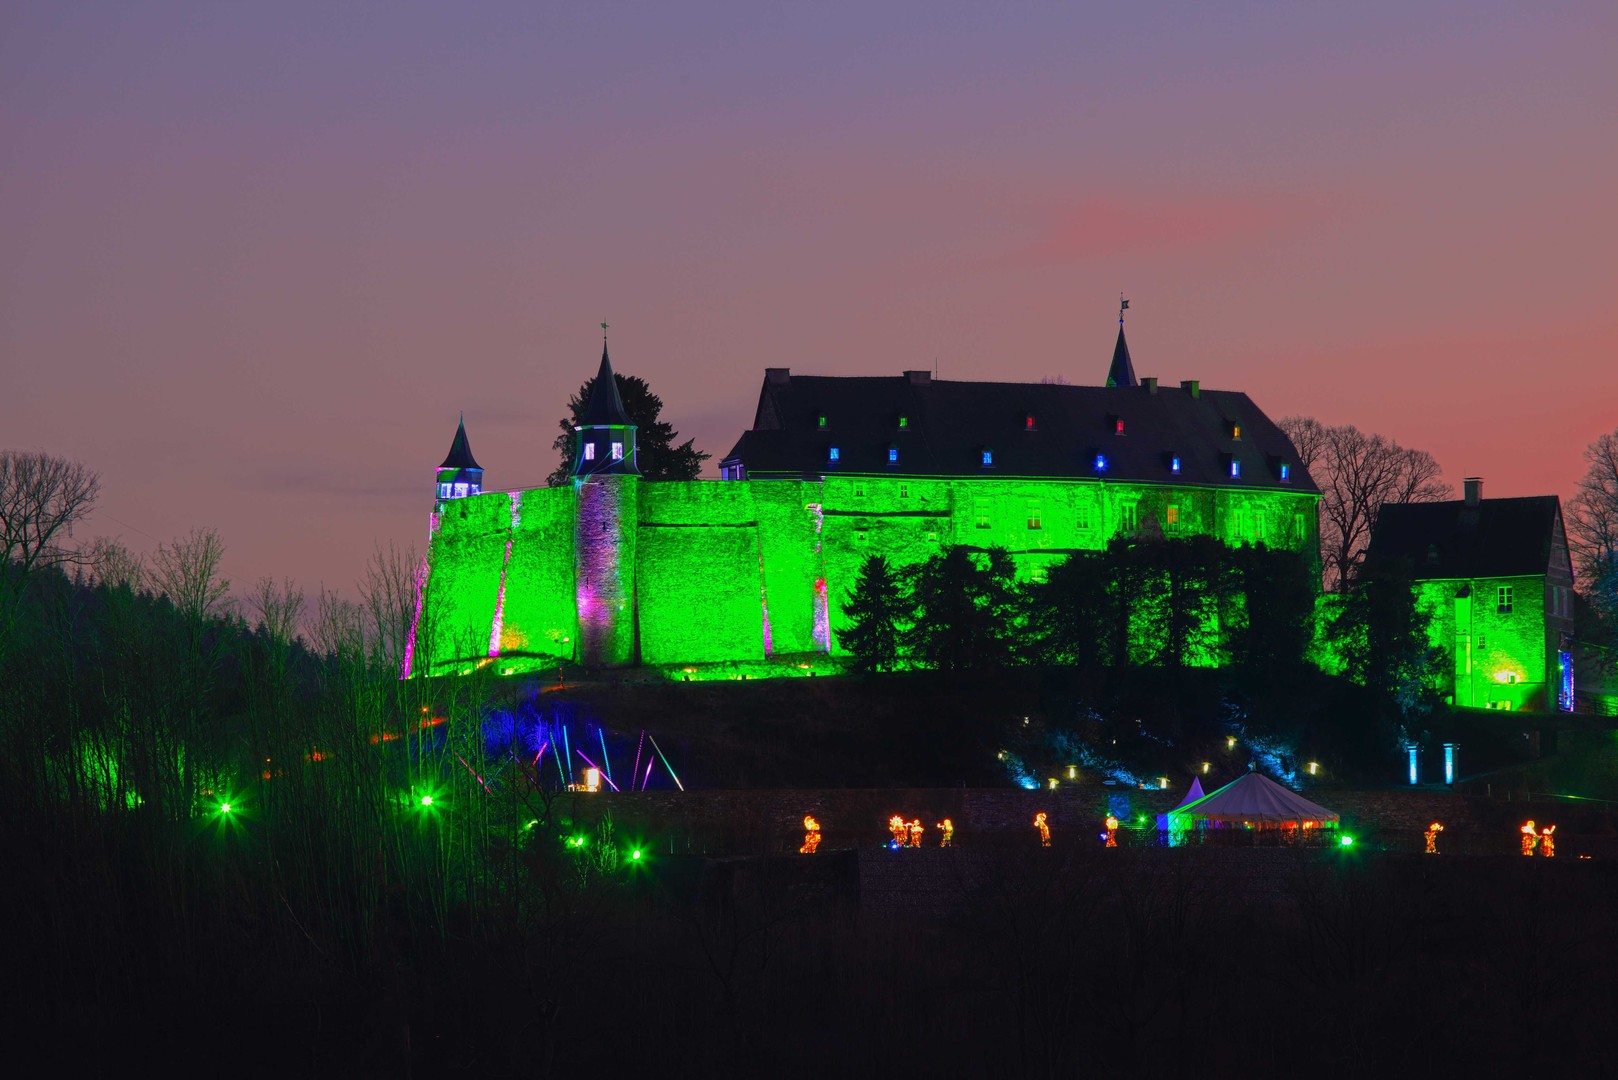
[1279,418,1451,591]
[88,537,146,592]
[1568,428,1618,621]
[0,450,100,618]
[150,527,232,623]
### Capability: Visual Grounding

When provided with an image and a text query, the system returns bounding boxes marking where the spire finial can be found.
[601,320,609,341]
[1119,294,1129,326]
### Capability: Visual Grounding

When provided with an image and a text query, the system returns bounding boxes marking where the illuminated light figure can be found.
[1424,822,1444,855]
[1034,812,1051,848]
[1540,824,1556,858]
[889,815,909,849]
[937,819,954,847]
[908,819,924,848]
[800,816,821,854]
[1103,815,1119,848]
[1520,821,1538,856]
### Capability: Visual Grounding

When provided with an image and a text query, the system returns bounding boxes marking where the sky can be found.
[3,1,1615,598]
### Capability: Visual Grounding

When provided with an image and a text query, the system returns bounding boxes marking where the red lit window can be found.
[1115,418,1125,434]
[1025,414,1035,430]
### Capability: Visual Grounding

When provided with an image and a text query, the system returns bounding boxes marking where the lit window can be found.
[1280,463,1291,481]
[1230,422,1242,439]
[1076,504,1093,531]
[1120,503,1138,534]
[453,483,468,497]
[900,483,909,499]
[583,443,596,461]
[856,531,868,544]
[1115,417,1125,434]
[855,482,865,497]
[438,484,451,499]
[899,416,908,428]
[610,441,624,461]
[982,449,993,466]
[1171,455,1181,474]
[1025,414,1035,430]
[1230,459,1241,479]
[818,414,827,428]
[829,447,840,462]
[1166,505,1179,528]
[974,498,990,529]
[1028,504,1042,530]
[469,484,480,495]
[1095,454,1108,471]
[1497,585,1513,614]
[888,447,898,463]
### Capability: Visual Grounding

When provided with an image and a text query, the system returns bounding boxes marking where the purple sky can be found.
[4,2,1615,596]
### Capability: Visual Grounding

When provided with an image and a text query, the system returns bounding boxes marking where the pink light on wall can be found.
[487,492,522,657]
[756,531,773,656]
[402,550,432,679]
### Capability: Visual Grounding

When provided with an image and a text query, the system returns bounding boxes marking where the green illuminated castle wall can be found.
[1413,577,1561,712]
[418,473,1319,674]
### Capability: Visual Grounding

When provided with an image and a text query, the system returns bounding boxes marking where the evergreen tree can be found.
[547,373,710,485]
[905,546,1019,670]
[839,554,910,672]
[1326,558,1444,717]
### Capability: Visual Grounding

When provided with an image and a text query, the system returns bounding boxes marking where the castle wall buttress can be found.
[575,474,638,667]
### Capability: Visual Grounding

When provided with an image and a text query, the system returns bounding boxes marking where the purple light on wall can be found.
[488,493,522,657]
[813,576,830,653]
[402,555,431,679]
[756,532,774,656]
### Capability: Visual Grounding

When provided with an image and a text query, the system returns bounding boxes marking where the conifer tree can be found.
[547,373,709,485]
[839,554,909,672]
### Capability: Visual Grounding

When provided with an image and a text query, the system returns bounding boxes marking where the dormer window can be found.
[828,446,840,462]
[1228,421,1242,440]
[818,414,827,428]
[1113,416,1125,435]
[982,449,994,466]
[888,447,899,463]
[1094,454,1108,472]
[898,415,909,429]
[1280,463,1290,481]
[1025,414,1036,430]
[583,443,596,461]
[1170,455,1182,474]
[610,442,624,461]
[1229,458,1241,479]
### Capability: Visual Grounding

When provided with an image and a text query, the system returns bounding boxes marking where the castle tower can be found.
[573,339,639,667]
[436,415,484,501]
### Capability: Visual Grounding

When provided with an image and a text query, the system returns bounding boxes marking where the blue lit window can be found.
[1280,463,1290,481]
[1095,454,1108,471]
[829,447,840,462]
[1230,459,1241,479]
[1171,455,1181,474]
[982,449,993,466]
[888,447,898,463]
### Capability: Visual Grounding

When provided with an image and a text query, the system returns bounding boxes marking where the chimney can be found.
[904,370,932,385]
[1464,477,1483,507]
[1180,379,1200,398]
[1141,377,1158,394]
[765,367,791,386]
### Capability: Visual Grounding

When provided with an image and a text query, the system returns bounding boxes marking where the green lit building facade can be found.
[1367,480,1576,712]
[410,329,1320,676]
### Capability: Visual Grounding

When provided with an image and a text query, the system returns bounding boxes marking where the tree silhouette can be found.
[839,554,910,673]
[546,373,709,485]
[1568,427,1618,630]
[905,546,1019,670]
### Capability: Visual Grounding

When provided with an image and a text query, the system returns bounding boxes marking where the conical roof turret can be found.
[1106,325,1138,388]
[580,342,633,426]
[439,414,481,470]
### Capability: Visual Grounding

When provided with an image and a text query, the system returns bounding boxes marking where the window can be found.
[974,498,991,529]
[1171,455,1181,474]
[1166,505,1179,529]
[453,483,468,497]
[610,441,624,461]
[982,449,994,466]
[469,484,480,495]
[1229,421,1242,439]
[828,447,840,462]
[1120,503,1138,534]
[1027,503,1042,530]
[855,482,866,497]
[1076,503,1093,531]
[888,447,898,463]
[926,530,938,542]
[900,483,909,499]
[1230,459,1241,479]
[856,530,868,544]
[1280,463,1291,481]
[1497,585,1513,614]
[898,416,908,428]
[1235,508,1249,538]
[438,484,451,499]
[818,414,827,428]
[1114,417,1125,434]
[1025,414,1036,430]
[1095,454,1108,472]
[583,443,596,461]
[1032,565,1049,584]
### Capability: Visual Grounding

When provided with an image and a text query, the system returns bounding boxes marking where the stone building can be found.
[1367,479,1575,712]
[412,326,1320,676]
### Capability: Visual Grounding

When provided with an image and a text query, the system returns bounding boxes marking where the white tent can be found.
[1156,777,1207,830]
[1166,771,1339,829]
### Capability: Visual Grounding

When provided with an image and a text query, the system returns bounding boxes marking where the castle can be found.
[409,325,1321,677]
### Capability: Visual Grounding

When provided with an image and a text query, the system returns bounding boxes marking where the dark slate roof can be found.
[1367,496,1564,579]
[579,343,633,427]
[721,372,1315,491]
[439,415,482,470]
[1107,326,1137,388]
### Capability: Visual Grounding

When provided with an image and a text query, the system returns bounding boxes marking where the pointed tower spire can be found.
[580,338,633,426]
[572,328,639,476]
[1106,299,1138,388]
[434,413,484,501]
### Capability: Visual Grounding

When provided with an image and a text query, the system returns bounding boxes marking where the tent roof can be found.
[1168,771,1339,825]
[1172,777,1205,809]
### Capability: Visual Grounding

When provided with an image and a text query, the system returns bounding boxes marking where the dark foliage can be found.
[905,545,1020,670]
[547,372,710,485]
[1326,557,1446,720]
[837,554,910,673]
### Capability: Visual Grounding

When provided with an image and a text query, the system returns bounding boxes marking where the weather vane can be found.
[1119,294,1129,325]
[601,320,609,340]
